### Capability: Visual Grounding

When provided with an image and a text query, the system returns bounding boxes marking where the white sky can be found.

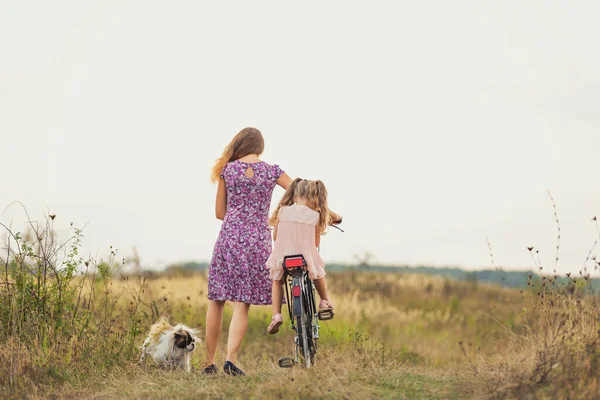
[1,1,599,273]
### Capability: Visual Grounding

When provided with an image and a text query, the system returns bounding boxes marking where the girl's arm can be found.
[273,223,278,241]
[276,173,293,190]
[315,224,321,247]
[215,178,227,220]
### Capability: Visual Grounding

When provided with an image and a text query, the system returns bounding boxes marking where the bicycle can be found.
[277,222,343,369]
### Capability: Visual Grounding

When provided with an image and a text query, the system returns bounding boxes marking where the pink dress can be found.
[266,204,326,281]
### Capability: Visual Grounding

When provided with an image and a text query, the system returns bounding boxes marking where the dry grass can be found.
[2,211,600,399]
[35,348,460,400]
[3,264,600,399]
[464,280,600,399]
[0,268,519,399]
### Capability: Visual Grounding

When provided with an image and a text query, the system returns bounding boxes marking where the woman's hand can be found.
[329,210,342,225]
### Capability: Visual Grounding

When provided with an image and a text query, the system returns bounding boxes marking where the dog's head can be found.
[174,329,197,352]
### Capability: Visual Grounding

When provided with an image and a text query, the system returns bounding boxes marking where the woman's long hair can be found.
[269,179,332,235]
[211,127,265,183]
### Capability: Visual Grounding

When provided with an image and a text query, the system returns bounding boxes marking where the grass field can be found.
[2,220,600,399]
[4,271,493,399]
[0,269,529,399]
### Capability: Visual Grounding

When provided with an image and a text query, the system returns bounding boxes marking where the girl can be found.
[205,127,292,376]
[265,178,341,334]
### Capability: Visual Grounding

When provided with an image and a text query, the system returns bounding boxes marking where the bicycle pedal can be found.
[278,357,294,368]
[317,309,334,320]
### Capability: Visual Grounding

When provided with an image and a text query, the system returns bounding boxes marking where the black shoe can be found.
[223,361,245,376]
[203,364,219,374]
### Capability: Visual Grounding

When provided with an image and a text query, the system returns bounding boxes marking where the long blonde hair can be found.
[211,127,265,183]
[269,179,332,235]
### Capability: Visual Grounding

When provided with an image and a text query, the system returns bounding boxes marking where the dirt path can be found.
[42,362,466,400]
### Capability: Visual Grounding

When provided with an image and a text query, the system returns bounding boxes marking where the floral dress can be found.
[208,160,284,305]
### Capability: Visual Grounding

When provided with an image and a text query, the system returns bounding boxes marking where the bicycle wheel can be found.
[296,283,312,368]
[304,277,317,364]
[305,312,316,365]
[298,312,311,368]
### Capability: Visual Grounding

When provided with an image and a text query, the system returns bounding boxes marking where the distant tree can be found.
[353,251,375,269]
[130,246,142,275]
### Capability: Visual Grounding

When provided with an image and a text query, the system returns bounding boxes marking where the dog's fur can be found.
[139,318,201,372]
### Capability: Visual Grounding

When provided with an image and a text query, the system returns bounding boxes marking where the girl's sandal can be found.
[317,299,335,320]
[318,299,335,311]
[267,313,283,335]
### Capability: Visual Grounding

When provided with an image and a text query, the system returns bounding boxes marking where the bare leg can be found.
[226,302,251,364]
[272,279,284,315]
[205,299,225,365]
[313,277,332,304]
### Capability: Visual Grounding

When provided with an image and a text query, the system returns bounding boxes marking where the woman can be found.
[204,127,292,376]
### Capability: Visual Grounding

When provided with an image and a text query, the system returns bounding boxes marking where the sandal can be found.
[224,360,245,376]
[202,364,219,374]
[318,299,335,310]
[267,313,283,335]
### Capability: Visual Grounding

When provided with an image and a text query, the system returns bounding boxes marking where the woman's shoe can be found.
[267,313,283,335]
[318,299,335,310]
[223,361,245,376]
[202,364,219,374]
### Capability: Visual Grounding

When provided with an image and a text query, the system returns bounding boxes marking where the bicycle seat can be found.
[283,254,307,269]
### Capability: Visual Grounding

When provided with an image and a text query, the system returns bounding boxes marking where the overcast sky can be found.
[1,1,599,273]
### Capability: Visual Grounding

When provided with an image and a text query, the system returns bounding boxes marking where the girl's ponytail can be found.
[269,178,303,227]
[310,180,331,234]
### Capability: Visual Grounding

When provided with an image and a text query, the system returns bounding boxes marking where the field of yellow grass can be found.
[3,238,600,400]
[0,266,525,399]
[106,271,522,367]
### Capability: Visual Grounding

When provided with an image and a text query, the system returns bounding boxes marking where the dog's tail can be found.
[149,317,172,337]
[154,316,170,326]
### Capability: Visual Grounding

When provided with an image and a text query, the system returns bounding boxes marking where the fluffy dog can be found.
[139,318,200,372]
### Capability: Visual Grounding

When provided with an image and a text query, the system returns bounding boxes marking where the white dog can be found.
[139,318,201,372]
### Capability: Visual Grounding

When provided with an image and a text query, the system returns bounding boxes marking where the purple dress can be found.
[208,160,284,305]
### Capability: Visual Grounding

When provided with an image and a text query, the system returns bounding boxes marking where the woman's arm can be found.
[276,173,293,190]
[215,178,227,220]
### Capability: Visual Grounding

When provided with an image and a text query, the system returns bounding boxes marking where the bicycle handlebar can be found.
[331,222,344,233]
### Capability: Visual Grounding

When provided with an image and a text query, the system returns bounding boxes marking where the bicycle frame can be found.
[282,256,318,368]
[277,222,342,369]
